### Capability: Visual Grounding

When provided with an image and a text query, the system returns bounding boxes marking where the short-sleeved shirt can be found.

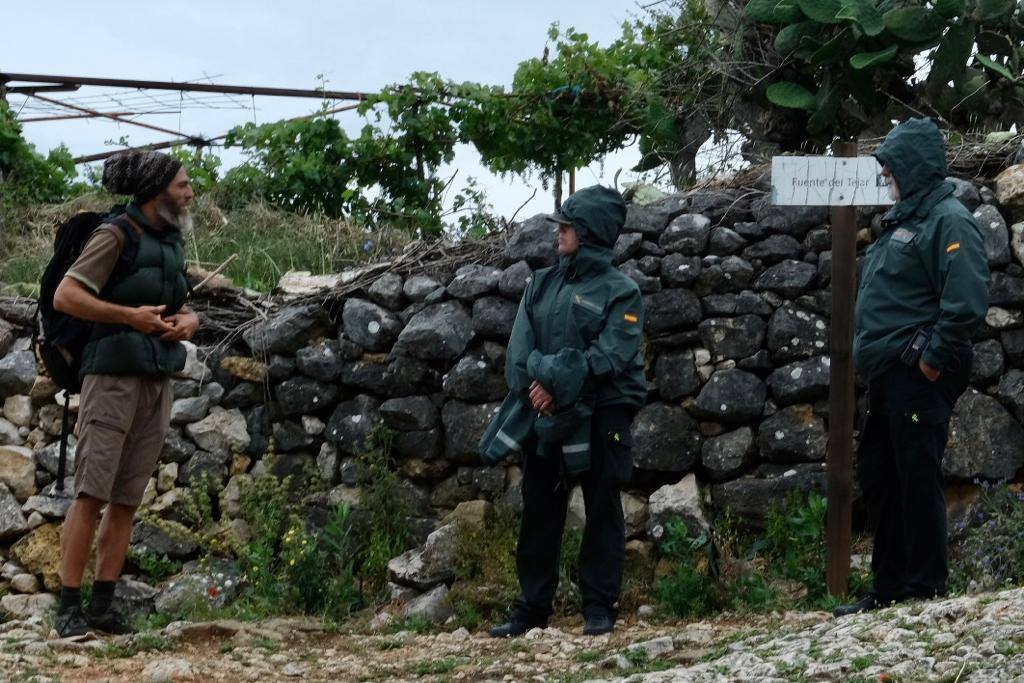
[65,224,135,294]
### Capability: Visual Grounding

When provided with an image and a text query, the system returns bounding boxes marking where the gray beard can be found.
[156,202,194,234]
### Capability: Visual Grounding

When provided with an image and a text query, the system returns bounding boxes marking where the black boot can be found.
[54,606,93,638]
[832,594,880,617]
[582,613,615,636]
[489,616,546,638]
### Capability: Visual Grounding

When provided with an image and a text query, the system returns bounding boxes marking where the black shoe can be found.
[832,595,880,617]
[54,606,93,638]
[583,614,615,636]
[489,618,545,638]
[86,606,135,635]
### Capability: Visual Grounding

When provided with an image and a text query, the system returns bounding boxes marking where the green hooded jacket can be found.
[853,118,990,380]
[506,185,648,409]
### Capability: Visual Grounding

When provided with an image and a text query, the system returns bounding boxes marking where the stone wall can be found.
[1,166,1024,608]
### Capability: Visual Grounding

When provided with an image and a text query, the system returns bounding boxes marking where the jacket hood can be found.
[556,185,627,249]
[873,118,949,202]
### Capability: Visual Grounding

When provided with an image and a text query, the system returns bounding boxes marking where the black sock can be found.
[58,585,81,614]
[87,580,117,615]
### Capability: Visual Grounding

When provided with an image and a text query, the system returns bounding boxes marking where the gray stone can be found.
[267,354,298,382]
[654,350,700,401]
[767,305,829,362]
[275,377,338,416]
[996,369,1024,422]
[711,463,827,526]
[701,427,756,481]
[116,577,159,618]
[201,382,225,405]
[948,176,981,211]
[0,593,55,620]
[22,493,71,518]
[380,396,439,432]
[701,294,738,317]
[1002,329,1024,366]
[302,415,325,436]
[754,260,818,298]
[623,195,688,237]
[698,315,766,361]
[316,442,339,484]
[647,474,710,543]
[442,355,507,402]
[472,296,518,340]
[339,359,391,395]
[989,272,1024,307]
[441,401,500,464]
[614,232,644,264]
[970,339,1005,385]
[404,274,444,302]
[0,446,35,501]
[974,204,1011,266]
[503,214,558,268]
[803,227,832,253]
[342,298,403,352]
[742,234,803,265]
[945,390,1024,480]
[131,520,197,559]
[660,214,712,254]
[708,227,747,256]
[367,272,406,310]
[221,382,262,410]
[387,523,458,590]
[403,583,454,623]
[10,573,40,594]
[758,404,827,463]
[392,429,443,461]
[752,195,828,238]
[0,418,22,447]
[0,351,37,400]
[326,395,381,454]
[170,396,211,425]
[768,356,831,405]
[0,484,28,539]
[643,288,702,333]
[271,420,315,452]
[688,189,753,225]
[692,369,767,423]
[3,395,32,428]
[660,253,702,287]
[631,403,702,472]
[394,301,474,361]
[154,559,241,614]
[161,428,196,464]
[498,261,533,301]
[295,340,344,382]
[620,260,662,293]
[243,303,331,355]
[472,466,506,497]
[178,451,228,488]
[185,407,250,456]
[447,264,502,300]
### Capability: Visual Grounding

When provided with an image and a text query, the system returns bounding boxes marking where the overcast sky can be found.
[5,0,649,219]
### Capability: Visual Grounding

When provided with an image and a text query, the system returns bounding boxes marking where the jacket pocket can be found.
[571,297,604,343]
[604,428,634,488]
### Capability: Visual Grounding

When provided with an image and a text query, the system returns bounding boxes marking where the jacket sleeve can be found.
[584,285,645,381]
[505,276,536,395]
[920,212,990,370]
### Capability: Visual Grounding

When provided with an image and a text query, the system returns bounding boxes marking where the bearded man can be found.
[52,150,199,636]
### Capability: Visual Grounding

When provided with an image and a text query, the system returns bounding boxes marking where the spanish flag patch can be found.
[946,242,961,253]
[624,313,639,324]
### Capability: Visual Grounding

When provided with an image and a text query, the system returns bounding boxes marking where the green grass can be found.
[408,657,459,675]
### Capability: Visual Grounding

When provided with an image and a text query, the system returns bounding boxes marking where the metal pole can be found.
[826,139,858,597]
[28,93,207,144]
[20,111,153,123]
[0,72,370,101]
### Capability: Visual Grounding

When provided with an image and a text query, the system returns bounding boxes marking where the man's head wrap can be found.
[102,150,182,203]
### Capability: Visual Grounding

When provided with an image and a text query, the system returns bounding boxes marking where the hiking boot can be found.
[54,606,93,638]
[86,605,135,635]
[832,595,880,617]
[489,618,545,638]
[582,613,615,636]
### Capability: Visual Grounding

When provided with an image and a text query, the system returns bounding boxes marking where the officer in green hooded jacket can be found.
[487,185,647,637]
[835,118,989,616]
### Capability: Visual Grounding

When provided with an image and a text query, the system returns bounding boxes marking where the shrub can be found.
[950,482,1024,594]
[656,521,719,618]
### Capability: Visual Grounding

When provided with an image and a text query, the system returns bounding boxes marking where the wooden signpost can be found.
[771,142,893,596]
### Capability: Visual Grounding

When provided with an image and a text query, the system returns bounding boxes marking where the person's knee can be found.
[69,494,105,519]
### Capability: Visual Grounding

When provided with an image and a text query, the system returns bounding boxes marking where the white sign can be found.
[771,156,893,207]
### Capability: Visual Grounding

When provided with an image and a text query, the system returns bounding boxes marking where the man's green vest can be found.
[79,209,189,377]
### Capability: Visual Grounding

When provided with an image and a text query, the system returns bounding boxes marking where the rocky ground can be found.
[0,588,1022,682]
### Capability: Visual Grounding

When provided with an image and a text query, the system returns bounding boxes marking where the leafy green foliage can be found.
[0,101,78,205]
[656,522,719,618]
[763,491,829,603]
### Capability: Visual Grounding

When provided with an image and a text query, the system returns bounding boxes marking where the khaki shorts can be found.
[74,374,172,507]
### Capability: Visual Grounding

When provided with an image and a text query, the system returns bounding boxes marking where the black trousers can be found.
[513,405,635,623]
[857,353,970,601]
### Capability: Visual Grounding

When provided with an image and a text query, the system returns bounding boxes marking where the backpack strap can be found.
[55,391,71,492]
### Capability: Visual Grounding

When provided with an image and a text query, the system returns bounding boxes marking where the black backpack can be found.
[34,208,139,491]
